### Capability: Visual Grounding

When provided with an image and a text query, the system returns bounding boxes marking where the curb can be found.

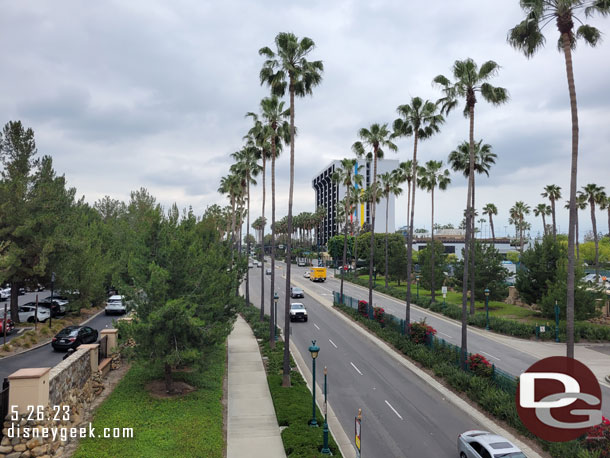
[290,276,543,458]
[0,309,105,360]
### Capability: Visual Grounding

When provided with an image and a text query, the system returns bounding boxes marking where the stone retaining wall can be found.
[48,348,91,407]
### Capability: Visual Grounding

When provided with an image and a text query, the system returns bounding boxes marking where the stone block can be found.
[13,444,26,452]
[0,445,13,453]
[31,444,47,456]
[26,437,43,449]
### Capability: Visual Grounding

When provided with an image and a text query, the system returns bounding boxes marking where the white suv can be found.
[289,303,308,322]
[105,295,126,315]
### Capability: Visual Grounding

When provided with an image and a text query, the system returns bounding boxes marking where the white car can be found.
[303,271,310,278]
[105,295,126,315]
[0,287,10,300]
[458,430,526,458]
[289,303,308,322]
[18,305,51,323]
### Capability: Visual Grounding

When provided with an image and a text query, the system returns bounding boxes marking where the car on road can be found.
[458,430,526,458]
[289,303,308,322]
[52,325,99,351]
[303,271,310,278]
[266,268,272,275]
[0,318,14,334]
[105,295,126,315]
[290,287,304,298]
[18,305,51,323]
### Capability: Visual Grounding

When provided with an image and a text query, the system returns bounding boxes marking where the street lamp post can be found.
[3,303,7,346]
[49,272,55,328]
[308,340,320,427]
[416,274,420,301]
[321,366,331,455]
[484,288,490,331]
[274,292,279,341]
[554,299,560,343]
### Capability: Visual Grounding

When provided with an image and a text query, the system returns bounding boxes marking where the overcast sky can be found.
[2,1,609,239]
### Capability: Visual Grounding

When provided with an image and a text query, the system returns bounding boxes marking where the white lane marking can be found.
[328,339,337,348]
[438,332,451,338]
[350,362,363,375]
[481,351,501,361]
[385,400,404,420]
[314,323,320,330]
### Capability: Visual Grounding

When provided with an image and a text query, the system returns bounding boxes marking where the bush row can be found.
[344,275,610,342]
[333,302,608,458]
[238,304,343,458]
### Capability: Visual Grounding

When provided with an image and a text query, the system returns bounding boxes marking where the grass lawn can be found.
[74,344,226,458]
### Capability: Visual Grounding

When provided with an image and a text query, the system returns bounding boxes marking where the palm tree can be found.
[541,184,562,240]
[417,160,451,302]
[218,173,243,259]
[510,201,531,254]
[448,139,497,314]
[351,188,363,269]
[231,146,262,309]
[332,159,363,303]
[380,171,403,288]
[352,124,398,314]
[482,203,498,245]
[533,203,552,237]
[260,32,323,387]
[600,194,610,238]
[509,0,609,360]
[434,59,508,364]
[582,184,606,278]
[565,192,588,260]
[392,97,444,331]
[396,160,415,235]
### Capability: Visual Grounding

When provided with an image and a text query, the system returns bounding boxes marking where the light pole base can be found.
[308,419,318,427]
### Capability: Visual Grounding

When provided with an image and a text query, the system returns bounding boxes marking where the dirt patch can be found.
[145,380,197,398]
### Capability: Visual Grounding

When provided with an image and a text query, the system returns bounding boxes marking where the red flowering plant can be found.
[357,300,369,317]
[373,307,385,326]
[467,353,493,378]
[408,319,437,344]
[583,416,610,458]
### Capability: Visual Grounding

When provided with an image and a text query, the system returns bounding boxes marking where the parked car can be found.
[52,325,99,351]
[289,303,308,322]
[0,318,15,334]
[290,287,304,298]
[18,305,51,323]
[303,271,310,278]
[248,263,254,268]
[458,430,526,458]
[40,297,68,315]
[105,295,126,315]
[266,268,272,275]
[0,288,9,301]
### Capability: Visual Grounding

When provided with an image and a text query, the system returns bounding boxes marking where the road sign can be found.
[355,408,361,454]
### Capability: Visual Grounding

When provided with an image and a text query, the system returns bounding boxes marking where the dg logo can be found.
[516,356,603,442]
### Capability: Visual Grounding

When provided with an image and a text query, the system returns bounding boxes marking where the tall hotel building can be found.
[312,159,399,247]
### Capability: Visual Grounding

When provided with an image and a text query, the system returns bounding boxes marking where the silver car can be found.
[458,430,526,458]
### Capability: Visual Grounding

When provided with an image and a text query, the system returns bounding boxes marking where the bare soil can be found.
[145,380,196,399]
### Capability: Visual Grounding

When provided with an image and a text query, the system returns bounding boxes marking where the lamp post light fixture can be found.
[484,288,490,330]
[321,366,331,455]
[308,340,320,427]
[273,292,279,341]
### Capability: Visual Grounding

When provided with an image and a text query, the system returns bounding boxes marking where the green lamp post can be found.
[273,292,279,341]
[321,366,331,454]
[484,288,490,330]
[308,340,320,427]
[554,299,560,342]
[416,274,420,301]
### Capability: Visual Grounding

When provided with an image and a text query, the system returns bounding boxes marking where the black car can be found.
[290,287,304,298]
[52,326,98,351]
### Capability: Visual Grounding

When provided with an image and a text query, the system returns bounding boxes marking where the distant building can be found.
[312,159,399,247]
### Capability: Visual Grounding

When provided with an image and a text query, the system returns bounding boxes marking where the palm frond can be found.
[577,24,602,45]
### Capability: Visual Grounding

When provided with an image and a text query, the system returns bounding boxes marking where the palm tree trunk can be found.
[260,157,266,324]
[282,83,296,388]
[490,214,495,247]
[607,206,610,238]
[430,187,436,303]
[230,196,237,262]
[385,193,390,289]
[591,201,599,279]
[541,213,547,236]
[461,103,476,368]
[246,178,251,308]
[551,199,557,240]
[562,32,579,360]
[270,145,277,348]
[368,150,378,314]
[405,133,419,330]
[576,211,580,260]
[341,189,350,303]
[469,179,476,315]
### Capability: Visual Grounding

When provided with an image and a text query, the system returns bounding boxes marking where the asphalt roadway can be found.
[247,264,486,458]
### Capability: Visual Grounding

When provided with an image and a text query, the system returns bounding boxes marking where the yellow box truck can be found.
[309,267,327,282]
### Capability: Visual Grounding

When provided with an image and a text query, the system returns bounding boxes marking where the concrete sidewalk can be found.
[227,315,286,458]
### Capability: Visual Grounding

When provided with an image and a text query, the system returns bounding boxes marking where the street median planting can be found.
[333,299,605,458]
[239,304,342,458]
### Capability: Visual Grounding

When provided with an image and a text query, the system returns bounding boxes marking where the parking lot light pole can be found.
[416,274,420,301]
[484,288,490,330]
[274,292,279,341]
[50,272,55,328]
[321,366,331,454]
[3,303,7,345]
[554,300,560,342]
[308,340,320,427]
